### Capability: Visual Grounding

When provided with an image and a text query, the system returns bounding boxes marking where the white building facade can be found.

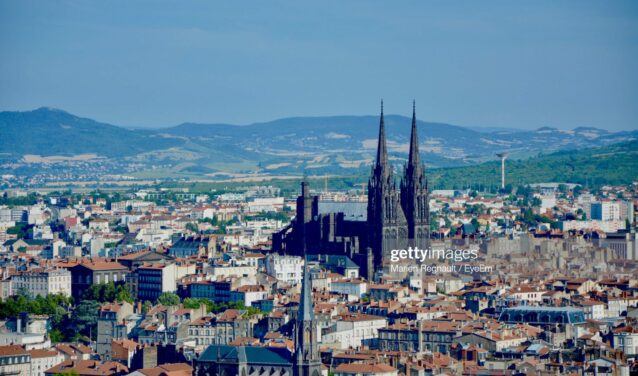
[11,269,71,298]
[265,254,303,285]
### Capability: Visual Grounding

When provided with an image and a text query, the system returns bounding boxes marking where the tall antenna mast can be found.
[496,153,509,191]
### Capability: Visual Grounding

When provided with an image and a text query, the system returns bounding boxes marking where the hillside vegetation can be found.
[427,140,638,190]
[160,140,638,195]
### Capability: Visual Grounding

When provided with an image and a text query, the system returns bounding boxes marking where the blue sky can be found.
[1,1,637,130]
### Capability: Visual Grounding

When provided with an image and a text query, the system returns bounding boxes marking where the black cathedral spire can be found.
[407,100,421,170]
[400,101,430,248]
[375,100,389,175]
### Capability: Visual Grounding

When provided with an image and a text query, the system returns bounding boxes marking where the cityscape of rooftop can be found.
[1,2,638,376]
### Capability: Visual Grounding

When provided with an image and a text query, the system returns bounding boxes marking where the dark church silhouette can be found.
[273,102,430,280]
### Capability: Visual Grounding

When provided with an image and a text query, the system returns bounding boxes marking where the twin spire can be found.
[374,100,422,172]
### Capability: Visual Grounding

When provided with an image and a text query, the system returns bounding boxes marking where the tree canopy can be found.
[157,292,181,306]
[82,282,133,303]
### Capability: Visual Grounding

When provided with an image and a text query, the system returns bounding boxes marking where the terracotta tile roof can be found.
[55,344,75,356]
[72,344,93,354]
[27,349,59,358]
[265,338,294,351]
[228,337,259,346]
[0,345,28,356]
[173,308,191,315]
[100,303,123,313]
[45,360,128,376]
[190,316,214,326]
[335,363,397,373]
[612,326,638,334]
[112,339,137,351]
[117,251,151,260]
[336,312,386,322]
[136,363,192,376]
[236,285,265,292]
[218,309,242,321]
[332,353,376,360]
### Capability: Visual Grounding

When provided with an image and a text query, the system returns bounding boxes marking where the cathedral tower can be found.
[400,101,430,249]
[367,101,408,273]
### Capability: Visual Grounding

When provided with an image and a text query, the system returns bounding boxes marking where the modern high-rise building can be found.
[620,200,635,225]
[591,201,621,221]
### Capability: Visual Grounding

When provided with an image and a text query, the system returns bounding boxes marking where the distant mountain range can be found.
[0,107,636,178]
[0,107,178,158]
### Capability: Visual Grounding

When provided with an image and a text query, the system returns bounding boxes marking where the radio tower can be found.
[496,152,509,190]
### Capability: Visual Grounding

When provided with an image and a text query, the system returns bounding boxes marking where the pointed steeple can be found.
[299,205,313,321]
[408,100,421,169]
[293,241,320,376]
[298,255,314,321]
[293,253,321,376]
[400,100,431,248]
[375,100,389,171]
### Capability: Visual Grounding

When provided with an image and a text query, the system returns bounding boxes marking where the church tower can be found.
[293,255,322,376]
[401,101,430,249]
[367,101,408,273]
[293,177,318,254]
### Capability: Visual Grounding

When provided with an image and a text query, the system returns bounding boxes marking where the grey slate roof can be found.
[317,201,367,222]
[198,345,291,365]
[499,306,586,324]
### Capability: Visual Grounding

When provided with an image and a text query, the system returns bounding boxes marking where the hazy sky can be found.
[1,1,637,131]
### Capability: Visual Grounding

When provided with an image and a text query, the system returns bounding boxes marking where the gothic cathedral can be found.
[367,101,430,270]
[273,101,430,279]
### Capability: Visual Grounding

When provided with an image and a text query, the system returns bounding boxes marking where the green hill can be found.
[427,140,638,190]
[0,107,181,157]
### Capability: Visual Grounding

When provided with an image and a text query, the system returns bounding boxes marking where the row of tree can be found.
[0,284,263,343]
[157,292,262,317]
